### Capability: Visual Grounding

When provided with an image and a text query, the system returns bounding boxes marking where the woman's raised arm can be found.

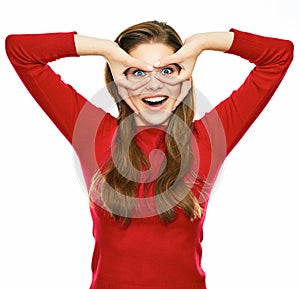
[5,32,95,143]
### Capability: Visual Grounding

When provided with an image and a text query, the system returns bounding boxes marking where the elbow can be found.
[5,34,30,66]
[5,34,19,61]
[285,40,294,65]
[280,39,294,67]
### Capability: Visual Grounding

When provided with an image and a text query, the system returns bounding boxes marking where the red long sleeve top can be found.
[6,29,293,289]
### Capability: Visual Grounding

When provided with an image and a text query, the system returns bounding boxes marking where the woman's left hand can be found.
[153,34,205,110]
[153,34,204,82]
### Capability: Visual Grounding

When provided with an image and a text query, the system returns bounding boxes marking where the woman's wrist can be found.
[187,31,234,53]
[74,34,113,57]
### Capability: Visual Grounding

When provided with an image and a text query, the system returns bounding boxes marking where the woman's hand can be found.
[152,32,234,109]
[154,31,234,83]
[106,42,153,82]
[154,34,204,82]
[74,35,153,113]
[104,41,154,113]
[152,34,204,109]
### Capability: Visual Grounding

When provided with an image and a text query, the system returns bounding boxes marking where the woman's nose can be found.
[145,73,164,90]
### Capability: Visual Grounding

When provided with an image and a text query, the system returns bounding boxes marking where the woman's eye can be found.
[133,70,146,77]
[161,67,173,75]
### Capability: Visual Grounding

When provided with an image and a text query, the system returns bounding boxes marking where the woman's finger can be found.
[115,75,151,90]
[154,53,183,68]
[117,85,139,114]
[172,79,192,111]
[128,57,154,72]
[154,73,190,85]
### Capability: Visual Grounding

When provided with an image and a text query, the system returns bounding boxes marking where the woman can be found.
[6,20,293,289]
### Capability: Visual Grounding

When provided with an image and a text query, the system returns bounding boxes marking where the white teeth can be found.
[143,96,167,103]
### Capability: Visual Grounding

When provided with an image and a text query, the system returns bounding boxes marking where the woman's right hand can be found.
[104,42,154,113]
[105,41,153,83]
[75,35,153,113]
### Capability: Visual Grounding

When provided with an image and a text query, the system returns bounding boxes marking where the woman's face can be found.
[125,43,182,126]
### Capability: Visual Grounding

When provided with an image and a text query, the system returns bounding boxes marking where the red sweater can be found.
[6,29,293,289]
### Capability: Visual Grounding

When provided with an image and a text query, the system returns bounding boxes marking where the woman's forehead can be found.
[129,43,174,63]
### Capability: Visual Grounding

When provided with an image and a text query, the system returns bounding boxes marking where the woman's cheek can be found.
[167,84,181,100]
[127,86,146,97]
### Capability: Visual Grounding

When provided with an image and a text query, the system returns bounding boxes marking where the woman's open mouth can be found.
[142,95,168,107]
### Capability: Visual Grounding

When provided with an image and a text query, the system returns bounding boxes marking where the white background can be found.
[0,1,299,288]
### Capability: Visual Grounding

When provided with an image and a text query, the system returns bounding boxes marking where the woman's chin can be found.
[134,109,172,126]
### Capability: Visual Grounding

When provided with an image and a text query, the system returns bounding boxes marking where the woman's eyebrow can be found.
[124,67,139,75]
[158,63,181,71]
[170,63,182,71]
[124,63,181,75]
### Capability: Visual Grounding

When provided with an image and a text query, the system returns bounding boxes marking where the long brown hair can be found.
[90,21,204,226]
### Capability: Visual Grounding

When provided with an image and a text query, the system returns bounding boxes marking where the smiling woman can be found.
[99,22,199,225]
[124,62,181,117]
[5,20,293,289]
[109,39,187,127]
